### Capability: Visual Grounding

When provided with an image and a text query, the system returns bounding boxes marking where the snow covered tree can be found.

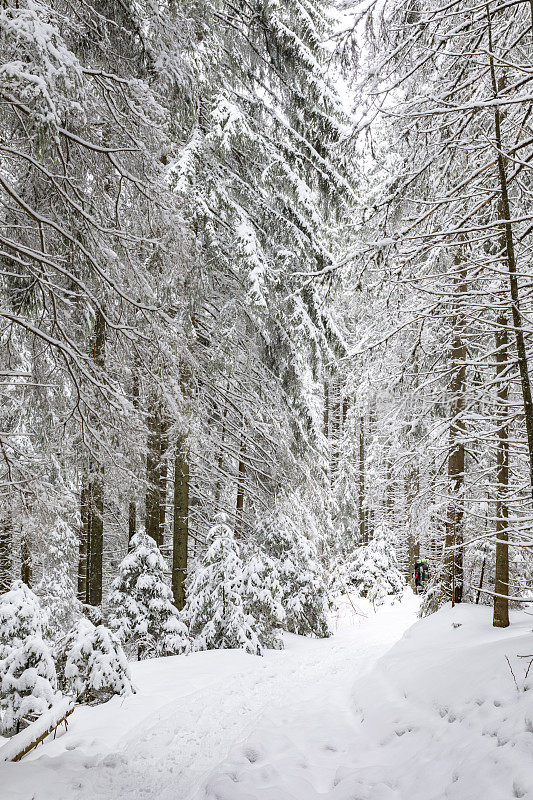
[184,517,284,654]
[37,516,80,640]
[0,581,48,659]
[55,618,133,704]
[258,502,332,638]
[0,636,57,735]
[108,531,188,659]
[349,525,404,600]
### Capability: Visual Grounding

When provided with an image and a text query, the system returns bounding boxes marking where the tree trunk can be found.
[0,502,12,593]
[486,10,533,499]
[235,424,246,540]
[444,254,466,605]
[88,464,104,606]
[214,402,228,506]
[78,482,88,600]
[493,312,510,627]
[128,369,140,546]
[87,310,106,606]
[159,416,169,546]
[358,417,366,544]
[145,402,167,548]
[20,536,31,587]
[172,438,189,610]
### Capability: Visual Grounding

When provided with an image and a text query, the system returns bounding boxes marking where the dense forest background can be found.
[2,0,533,734]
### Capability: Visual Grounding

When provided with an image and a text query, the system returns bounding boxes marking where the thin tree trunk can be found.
[214,402,228,506]
[486,8,533,498]
[20,536,31,587]
[128,500,136,546]
[128,370,140,546]
[87,310,106,606]
[476,554,486,605]
[159,416,169,546]
[493,311,510,627]
[78,482,88,600]
[235,424,246,540]
[145,403,162,546]
[444,254,466,605]
[358,417,366,544]
[0,502,12,593]
[88,463,104,606]
[172,438,189,610]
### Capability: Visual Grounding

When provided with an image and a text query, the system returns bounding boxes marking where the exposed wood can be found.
[0,700,75,763]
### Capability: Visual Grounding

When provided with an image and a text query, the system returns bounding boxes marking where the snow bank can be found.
[354,603,533,800]
[203,602,533,800]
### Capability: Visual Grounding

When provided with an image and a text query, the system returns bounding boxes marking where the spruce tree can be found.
[0,581,48,659]
[349,525,405,600]
[0,636,57,735]
[108,531,189,659]
[184,517,284,654]
[56,618,134,704]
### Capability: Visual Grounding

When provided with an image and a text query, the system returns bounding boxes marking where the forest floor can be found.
[2,592,533,800]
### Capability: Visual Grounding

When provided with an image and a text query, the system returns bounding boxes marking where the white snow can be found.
[2,593,533,799]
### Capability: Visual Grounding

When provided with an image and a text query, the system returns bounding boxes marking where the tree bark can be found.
[0,502,12,593]
[88,463,104,606]
[159,416,169,545]
[20,536,31,587]
[172,438,189,610]
[235,424,246,540]
[128,369,140,546]
[358,417,366,544]
[493,311,510,627]
[444,254,466,605]
[486,8,533,499]
[87,309,106,606]
[78,482,88,600]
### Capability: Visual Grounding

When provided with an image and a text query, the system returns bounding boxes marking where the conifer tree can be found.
[0,636,57,735]
[0,581,48,659]
[258,502,333,638]
[184,517,284,654]
[55,618,133,704]
[37,516,80,640]
[349,525,404,600]
[108,532,188,659]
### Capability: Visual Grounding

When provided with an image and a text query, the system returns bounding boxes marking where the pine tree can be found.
[55,618,134,704]
[258,502,332,638]
[0,636,57,735]
[108,531,188,659]
[37,516,80,640]
[349,525,404,600]
[184,517,283,655]
[0,581,48,659]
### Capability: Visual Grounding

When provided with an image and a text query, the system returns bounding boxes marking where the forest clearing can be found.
[2,0,533,796]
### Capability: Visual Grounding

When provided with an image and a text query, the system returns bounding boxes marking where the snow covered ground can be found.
[2,592,533,800]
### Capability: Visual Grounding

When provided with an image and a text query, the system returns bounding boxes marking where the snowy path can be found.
[1,594,418,800]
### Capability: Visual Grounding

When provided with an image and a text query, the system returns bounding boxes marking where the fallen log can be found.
[0,698,75,762]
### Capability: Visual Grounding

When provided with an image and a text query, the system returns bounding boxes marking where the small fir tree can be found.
[184,517,284,654]
[108,531,188,659]
[0,581,48,659]
[55,618,134,704]
[0,636,57,735]
[37,516,80,640]
[259,507,332,638]
[349,524,405,599]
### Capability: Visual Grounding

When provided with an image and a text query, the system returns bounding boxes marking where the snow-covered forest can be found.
[2,0,533,797]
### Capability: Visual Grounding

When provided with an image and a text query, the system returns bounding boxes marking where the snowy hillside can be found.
[2,594,532,800]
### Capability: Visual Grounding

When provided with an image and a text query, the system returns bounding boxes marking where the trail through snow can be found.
[0,593,418,800]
